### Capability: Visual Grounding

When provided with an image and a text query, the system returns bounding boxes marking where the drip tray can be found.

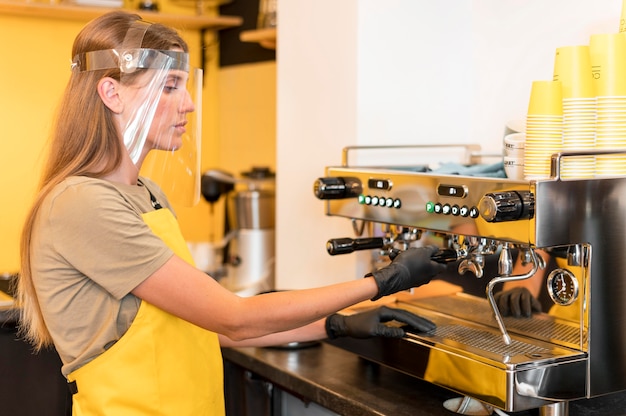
[405,292,585,352]
[326,293,588,412]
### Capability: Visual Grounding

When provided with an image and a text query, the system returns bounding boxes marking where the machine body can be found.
[314,146,626,414]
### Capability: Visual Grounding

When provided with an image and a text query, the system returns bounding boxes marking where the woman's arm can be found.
[219,301,439,348]
[132,254,379,341]
[218,319,327,348]
[132,246,443,342]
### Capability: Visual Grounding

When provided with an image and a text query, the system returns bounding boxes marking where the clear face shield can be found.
[138,65,202,207]
[71,20,202,206]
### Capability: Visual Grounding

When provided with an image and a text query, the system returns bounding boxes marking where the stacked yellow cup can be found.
[553,45,596,179]
[525,80,563,179]
[589,33,626,177]
[619,0,626,32]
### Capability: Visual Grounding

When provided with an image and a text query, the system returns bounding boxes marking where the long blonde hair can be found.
[18,11,188,350]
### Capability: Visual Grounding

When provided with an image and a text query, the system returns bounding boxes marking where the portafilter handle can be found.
[326,238,461,263]
[389,247,459,263]
[326,237,385,255]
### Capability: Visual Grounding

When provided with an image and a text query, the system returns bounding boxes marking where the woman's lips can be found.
[175,120,187,134]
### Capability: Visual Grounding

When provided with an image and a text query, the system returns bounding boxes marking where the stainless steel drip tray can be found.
[327,293,588,412]
[405,292,586,355]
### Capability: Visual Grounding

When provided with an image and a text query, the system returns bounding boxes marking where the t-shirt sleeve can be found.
[43,181,174,299]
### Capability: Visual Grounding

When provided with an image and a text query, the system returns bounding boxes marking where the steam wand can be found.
[486,245,539,345]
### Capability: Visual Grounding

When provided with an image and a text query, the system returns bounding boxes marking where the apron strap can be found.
[68,380,78,395]
[138,178,163,210]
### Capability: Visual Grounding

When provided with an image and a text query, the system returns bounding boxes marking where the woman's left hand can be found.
[325,306,435,339]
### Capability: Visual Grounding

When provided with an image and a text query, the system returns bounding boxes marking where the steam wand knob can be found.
[313,177,363,200]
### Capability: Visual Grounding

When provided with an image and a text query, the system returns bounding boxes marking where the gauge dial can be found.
[547,268,579,306]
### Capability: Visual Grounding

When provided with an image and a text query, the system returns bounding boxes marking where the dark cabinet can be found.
[224,359,276,416]
[0,322,71,416]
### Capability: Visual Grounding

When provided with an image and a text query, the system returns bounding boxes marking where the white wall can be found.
[276,0,361,289]
[357,1,473,147]
[276,0,623,289]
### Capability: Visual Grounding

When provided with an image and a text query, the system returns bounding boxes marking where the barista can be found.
[16,11,447,416]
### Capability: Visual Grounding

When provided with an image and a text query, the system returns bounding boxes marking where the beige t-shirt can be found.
[31,176,175,376]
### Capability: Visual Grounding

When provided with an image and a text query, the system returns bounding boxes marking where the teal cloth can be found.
[433,161,506,178]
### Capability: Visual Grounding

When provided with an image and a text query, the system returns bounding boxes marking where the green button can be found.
[358,194,366,204]
[425,201,435,213]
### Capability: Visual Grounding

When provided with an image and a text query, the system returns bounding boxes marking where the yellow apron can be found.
[68,208,225,416]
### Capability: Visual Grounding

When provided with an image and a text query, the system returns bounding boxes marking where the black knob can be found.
[201,171,235,203]
[478,190,535,222]
[326,237,385,255]
[241,166,275,179]
[313,177,363,200]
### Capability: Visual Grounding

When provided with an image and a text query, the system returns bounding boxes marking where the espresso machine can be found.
[313,145,626,416]
[201,167,276,296]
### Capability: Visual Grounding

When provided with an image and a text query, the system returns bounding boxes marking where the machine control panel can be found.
[437,184,468,198]
[368,178,393,190]
[358,194,402,208]
[425,202,480,218]
[314,174,534,242]
[314,176,535,221]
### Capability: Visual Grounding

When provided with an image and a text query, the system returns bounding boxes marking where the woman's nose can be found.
[181,90,195,113]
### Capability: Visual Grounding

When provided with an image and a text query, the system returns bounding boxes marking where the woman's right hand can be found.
[369,246,447,300]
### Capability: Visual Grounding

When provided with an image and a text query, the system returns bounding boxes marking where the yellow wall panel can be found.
[218,61,276,177]
[0,11,222,271]
[0,16,82,273]
[0,8,276,271]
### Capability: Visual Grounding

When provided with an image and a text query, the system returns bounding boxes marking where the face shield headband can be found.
[70,20,203,207]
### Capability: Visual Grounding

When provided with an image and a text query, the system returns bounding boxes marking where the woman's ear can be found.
[97,77,123,113]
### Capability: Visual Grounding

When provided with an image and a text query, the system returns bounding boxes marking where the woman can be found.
[17,11,445,415]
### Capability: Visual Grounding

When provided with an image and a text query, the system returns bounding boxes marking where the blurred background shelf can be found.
[240,27,276,49]
[0,0,242,30]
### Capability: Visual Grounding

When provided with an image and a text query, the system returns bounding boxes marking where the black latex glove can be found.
[325,306,436,339]
[369,246,447,301]
[494,287,542,318]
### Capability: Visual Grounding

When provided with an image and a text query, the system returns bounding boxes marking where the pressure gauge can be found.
[547,269,579,306]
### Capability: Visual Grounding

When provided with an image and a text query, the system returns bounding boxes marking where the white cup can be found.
[504,156,525,180]
[504,119,525,136]
[503,132,526,157]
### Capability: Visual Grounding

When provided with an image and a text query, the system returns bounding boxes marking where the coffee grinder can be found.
[201,167,276,296]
